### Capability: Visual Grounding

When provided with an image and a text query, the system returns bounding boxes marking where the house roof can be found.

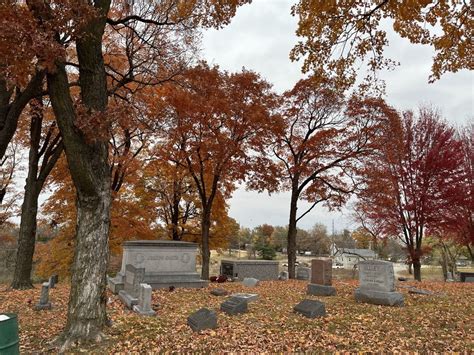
[337,248,377,258]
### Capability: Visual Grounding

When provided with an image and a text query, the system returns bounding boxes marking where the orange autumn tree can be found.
[156,63,276,279]
[3,1,251,346]
[291,1,472,88]
[256,77,391,278]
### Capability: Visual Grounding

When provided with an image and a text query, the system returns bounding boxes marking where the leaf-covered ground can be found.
[1,280,473,353]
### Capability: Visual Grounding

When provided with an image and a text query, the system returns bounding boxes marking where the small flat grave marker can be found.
[187,308,217,332]
[220,297,248,315]
[293,299,326,318]
[242,277,259,287]
[210,288,228,296]
[230,293,259,302]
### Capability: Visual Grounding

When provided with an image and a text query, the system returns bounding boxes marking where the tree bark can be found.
[200,209,211,280]
[413,258,422,281]
[11,103,63,290]
[287,188,298,279]
[11,179,39,289]
[44,0,112,347]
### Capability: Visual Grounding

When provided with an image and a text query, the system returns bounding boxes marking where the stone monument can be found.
[133,283,155,316]
[108,240,208,293]
[187,308,217,332]
[34,282,52,310]
[220,260,279,281]
[118,264,145,309]
[354,260,404,306]
[307,258,336,296]
[293,299,326,318]
[296,266,310,280]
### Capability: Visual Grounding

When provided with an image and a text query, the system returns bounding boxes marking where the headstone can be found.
[118,264,145,309]
[446,271,454,281]
[48,275,56,289]
[278,271,288,280]
[220,297,248,315]
[34,282,52,310]
[460,272,474,282]
[132,283,155,316]
[108,240,208,293]
[187,308,217,332]
[354,260,404,306]
[230,293,259,302]
[296,267,310,280]
[408,288,434,296]
[210,288,228,296]
[220,260,279,280]
[293,299,326,318]
[307,258,336,296]
[242,277,259,287]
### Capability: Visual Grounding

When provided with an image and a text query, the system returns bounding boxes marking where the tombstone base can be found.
[118,290,138,309]
[307,283,336,296]
[133,305,156,316]
[34,302,52,311]
[354,288,404,307]
[107,275,124,294]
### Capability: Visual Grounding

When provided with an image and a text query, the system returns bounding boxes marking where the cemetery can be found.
[0,0,472,353]
[1,252,473,352]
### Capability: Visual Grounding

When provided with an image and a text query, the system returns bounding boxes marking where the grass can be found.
[1,279,473,353]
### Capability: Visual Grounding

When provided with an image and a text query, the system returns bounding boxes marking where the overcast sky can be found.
[201,0,473,232]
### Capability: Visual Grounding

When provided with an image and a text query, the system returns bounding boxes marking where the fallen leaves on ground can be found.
[0,280,473,353]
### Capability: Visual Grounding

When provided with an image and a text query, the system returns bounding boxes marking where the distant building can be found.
[330,244,378,269]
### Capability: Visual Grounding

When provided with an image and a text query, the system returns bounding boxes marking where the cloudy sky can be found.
[201,0,473,232]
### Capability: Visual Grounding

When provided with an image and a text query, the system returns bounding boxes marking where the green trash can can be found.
[0,313,20,355]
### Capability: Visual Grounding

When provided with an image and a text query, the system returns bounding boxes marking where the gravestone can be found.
[354,260,404,306]
[220,297,248,315]
[187,308,217,332]
[307,258,336,296]
[210,288,228,296]
[278,271,288,280]
[230,293,259,302]
[296,267,310,280]
[242,277,259,287]
[118,264,145,309]
[34,282,52,310]
[48,275,57,289]
[108,240,208,293]
[293,299,326,318]
[220,260,279,280]
[132,283,155,316]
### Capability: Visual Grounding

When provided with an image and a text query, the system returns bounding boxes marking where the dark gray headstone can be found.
[293,299,326,318]
[34,282,52,311]
[210,288,228,296]
[220,297,248,315]
[296,267,310,280]
[187,308,217,332]
[408,288,434,296]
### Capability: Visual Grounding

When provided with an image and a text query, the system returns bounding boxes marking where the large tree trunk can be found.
[45,0,111,348]
[11,101,62,289]
[11,180,39,289]
[287,188,298,279]
[200,209,211,280]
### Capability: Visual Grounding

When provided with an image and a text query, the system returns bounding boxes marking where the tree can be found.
[6,0,251,348]
[356,107,466,281]
[157,63,275,279]
[291,1,472,88]
[11,98,63,289]
[0,142,20,225]
[262,77,388,278]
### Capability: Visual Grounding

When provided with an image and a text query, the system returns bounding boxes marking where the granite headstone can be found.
[307,258,336,296]
[187,308,217,332]
[293,299,326,318]
[354,260,404,306]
